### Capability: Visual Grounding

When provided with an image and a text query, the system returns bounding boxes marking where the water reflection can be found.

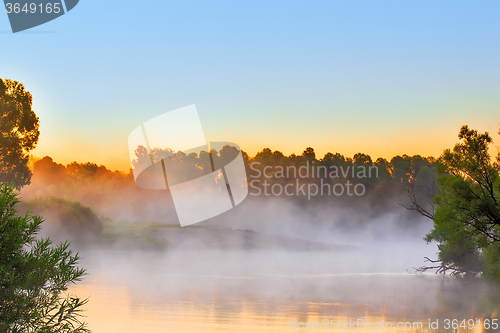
[70,251,499,332]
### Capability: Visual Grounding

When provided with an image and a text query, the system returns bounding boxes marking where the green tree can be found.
[411,125,500,278]
[0,183,90,332]
[0,79,40,189]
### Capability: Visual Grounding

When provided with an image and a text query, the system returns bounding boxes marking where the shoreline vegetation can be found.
[16,145,434,257]
[16,146,439,253]
[15,124,500,284]
[19,147,438,226]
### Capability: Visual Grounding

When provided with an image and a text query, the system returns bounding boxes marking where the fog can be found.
[66,196,498,329]
[18,159,500,331]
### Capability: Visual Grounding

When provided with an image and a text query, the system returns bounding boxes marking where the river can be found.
[69,250,498,332]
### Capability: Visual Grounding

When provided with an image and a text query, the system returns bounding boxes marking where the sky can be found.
[1,0,499,172]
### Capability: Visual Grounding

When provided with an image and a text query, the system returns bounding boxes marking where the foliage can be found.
[0,79,40,189]
[17,197,103,242]
[20,145,440,224]
[0,183,89,332]
[482,242,500,281]
[100,219,169,250]
[417,125,500,278]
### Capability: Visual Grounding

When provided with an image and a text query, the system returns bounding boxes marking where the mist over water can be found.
[18,164,500,332]
[52,196,496,332]
[73,249,496,332]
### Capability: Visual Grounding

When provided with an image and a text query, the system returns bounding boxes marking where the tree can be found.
[405,125,500,278]
[0,183,90,332]
[302,147,316,161]
[0,78,40,189]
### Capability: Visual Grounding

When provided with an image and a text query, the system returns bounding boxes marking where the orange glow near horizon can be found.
[30,122,500,173]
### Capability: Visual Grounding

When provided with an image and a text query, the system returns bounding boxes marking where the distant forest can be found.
[21,148,436,223]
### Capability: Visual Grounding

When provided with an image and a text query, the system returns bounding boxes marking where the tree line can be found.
[23,127,500,281]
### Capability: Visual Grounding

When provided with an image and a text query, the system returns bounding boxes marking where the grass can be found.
[99,220,179,250]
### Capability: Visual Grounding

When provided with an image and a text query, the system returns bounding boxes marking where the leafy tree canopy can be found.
[0,79,40,189]
[420,125,500,278]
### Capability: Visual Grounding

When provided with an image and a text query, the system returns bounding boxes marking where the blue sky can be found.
[1,0,499,171]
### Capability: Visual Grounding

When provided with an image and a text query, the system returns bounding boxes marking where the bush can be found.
[17,197,102,244]
[0,183,90,332]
